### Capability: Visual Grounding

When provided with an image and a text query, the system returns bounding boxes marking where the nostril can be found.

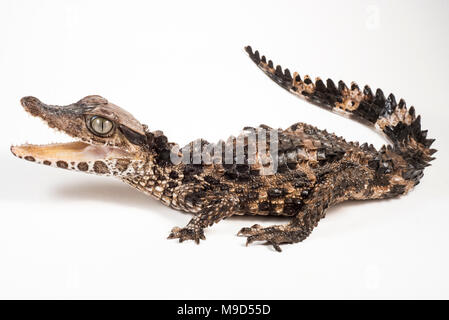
[21,96,39,107]
[20,96,42,115]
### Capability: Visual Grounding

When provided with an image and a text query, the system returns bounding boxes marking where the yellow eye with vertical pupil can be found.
[90,116,114,135]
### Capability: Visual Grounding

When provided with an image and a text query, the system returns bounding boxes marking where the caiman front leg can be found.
[238,200,329,252]
[168,195,239,244]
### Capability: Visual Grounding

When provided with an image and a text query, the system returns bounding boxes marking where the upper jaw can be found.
[20,96,90,117]
[20,96,94,141]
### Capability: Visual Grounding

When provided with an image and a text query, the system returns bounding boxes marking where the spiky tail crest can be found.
[245,46,436,185]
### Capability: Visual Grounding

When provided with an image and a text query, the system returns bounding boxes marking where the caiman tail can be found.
[245,46,436,186]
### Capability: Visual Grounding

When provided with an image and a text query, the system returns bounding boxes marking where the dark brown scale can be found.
[169,171,179,179]
[351,83,359,91]
[374,88,386,106]
[275,65,283,77]
[116,159,130,172]
[363,85,373,100]
[284,69,292,81]
[381,93,397,117]
[167,181,178,188]
[283,198,303,215]
[326,79,338,94]
[267,188,285,198]
[77,162,88,171]
[338,80,348,93]
[204,175,220,185]
[93,161,109,174]
[247,191,259,201]
[182,164,202,183]
[254,50,260,63]
[315,79,327,92]
[353,100,382,124]
[57,160,68,169]
[258,201,270,211]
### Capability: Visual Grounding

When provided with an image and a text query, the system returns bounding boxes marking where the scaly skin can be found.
[10,46,436,251]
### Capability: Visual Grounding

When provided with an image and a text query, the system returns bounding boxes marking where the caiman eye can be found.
[89,116,114,136]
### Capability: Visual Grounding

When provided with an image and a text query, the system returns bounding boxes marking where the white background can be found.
[0,0,448,299]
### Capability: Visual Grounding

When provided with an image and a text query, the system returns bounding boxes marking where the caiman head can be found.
[11,95,157,176]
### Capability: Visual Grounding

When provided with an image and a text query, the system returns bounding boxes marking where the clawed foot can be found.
[167,226,205,244]
[238,224,301,252]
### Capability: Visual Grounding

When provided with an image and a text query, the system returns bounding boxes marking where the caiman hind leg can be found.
[238,196,330,252]
[168,195,239,244]
[237,205,326,252]
[237,161,381,251]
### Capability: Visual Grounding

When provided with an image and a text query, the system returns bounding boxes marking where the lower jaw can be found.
[10,141,135,175]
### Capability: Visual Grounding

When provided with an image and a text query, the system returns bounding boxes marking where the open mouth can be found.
[10,96,134,171]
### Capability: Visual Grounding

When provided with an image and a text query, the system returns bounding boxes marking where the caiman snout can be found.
[20,96,44,117]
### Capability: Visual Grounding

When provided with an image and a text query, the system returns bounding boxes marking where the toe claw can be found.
[167,226,205,244]
[170,226,181,233]
[237,227,251,236]
[239,225,288,252]
[246,235,255,246]
[238,224,263,237]
[270,241,282,252]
